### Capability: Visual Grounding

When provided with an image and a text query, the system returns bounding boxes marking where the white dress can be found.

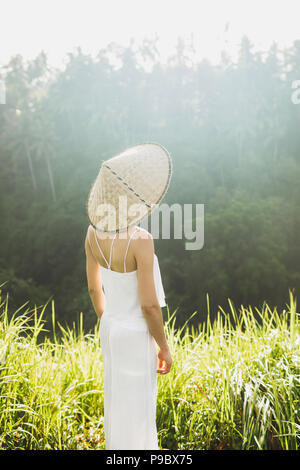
[88,225,166,450]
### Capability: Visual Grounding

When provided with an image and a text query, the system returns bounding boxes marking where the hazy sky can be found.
[1,0,300,69]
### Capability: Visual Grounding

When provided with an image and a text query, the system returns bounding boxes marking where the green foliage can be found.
[0,274,51,316]
[0,289,298,450]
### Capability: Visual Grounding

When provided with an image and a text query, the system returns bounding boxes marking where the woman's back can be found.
[87,224,166,330]
[87,224,143,273]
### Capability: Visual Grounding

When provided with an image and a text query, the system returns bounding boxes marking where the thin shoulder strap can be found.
[93,227,117,269]
[87,226,98,261]
[124,227,139,273]
[108,232,117,268]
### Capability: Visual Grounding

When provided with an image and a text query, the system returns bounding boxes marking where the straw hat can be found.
[87,142,172,233]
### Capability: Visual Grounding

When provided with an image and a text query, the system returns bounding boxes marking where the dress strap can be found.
[124,227,139,273]
[108,232,117,268]
[87,226,98,261]
[94,227,117,269]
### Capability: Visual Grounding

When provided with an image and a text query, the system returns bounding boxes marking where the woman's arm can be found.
[84,232,106,319]
[135,232,172,374]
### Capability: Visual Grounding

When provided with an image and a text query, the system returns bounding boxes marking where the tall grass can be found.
[0,288,299,450]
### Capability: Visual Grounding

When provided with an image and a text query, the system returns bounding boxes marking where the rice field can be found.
[0,288,299,450]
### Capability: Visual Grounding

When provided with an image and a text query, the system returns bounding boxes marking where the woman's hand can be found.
[157,347,172,375]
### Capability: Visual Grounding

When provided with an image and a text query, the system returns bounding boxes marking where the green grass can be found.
[0,288,299,450]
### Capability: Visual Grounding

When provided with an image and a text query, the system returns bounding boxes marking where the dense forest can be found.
[0,35,300,332]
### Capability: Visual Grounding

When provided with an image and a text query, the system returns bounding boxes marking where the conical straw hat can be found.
[87,142,172,233]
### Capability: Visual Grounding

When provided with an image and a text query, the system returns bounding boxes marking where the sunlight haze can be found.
[1,0,299,69]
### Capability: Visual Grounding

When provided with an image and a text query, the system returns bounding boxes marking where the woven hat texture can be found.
[87,142,172,233]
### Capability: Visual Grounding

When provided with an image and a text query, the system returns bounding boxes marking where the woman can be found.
[85,143,173,450]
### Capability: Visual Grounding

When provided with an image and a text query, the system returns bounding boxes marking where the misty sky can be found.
[1,0,300,69]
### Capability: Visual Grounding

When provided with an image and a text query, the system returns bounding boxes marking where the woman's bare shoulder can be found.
[134,226,153,240]
[133,227,154,260]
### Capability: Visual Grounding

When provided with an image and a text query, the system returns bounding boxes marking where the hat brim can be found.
[87,142,172,233]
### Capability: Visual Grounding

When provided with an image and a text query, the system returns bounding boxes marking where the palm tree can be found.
[31,113,58,202]
[0,108,37,191]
